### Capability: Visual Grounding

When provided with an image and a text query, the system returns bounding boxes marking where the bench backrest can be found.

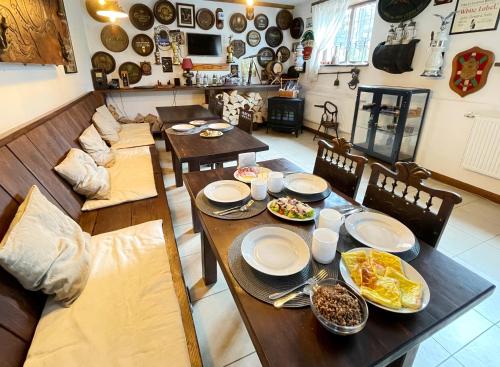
[0,92,104,365]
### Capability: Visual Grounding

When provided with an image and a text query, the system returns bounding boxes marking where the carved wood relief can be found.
[0,0,74,66]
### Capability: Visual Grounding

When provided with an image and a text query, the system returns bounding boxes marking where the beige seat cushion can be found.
[111,123,154,150]
[0,186,91,306]
[55,148,111,200]
[79,125,116,167]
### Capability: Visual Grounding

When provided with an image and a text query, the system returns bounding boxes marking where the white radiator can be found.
[462,116,500,179]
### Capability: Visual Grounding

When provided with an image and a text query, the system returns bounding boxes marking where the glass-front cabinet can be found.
[351,86,430,164]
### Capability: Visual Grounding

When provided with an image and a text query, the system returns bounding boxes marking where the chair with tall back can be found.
[237,108,254,134]
[209,95,224,118]
[313,138,368,199]
[313,101,339,140]
[362,162,462,248]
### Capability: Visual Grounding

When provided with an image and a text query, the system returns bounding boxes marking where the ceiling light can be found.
[96,1,128,23]
[247,0,254,6]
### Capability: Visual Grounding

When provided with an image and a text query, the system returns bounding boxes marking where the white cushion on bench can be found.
[82,146,157,211]
[25,220,191,367]
[111,123,154,150]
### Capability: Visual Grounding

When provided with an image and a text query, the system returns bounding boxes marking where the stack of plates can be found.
[204,180,251,205]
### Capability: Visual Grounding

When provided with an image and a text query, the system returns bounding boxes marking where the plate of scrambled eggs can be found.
[339,248,430,313]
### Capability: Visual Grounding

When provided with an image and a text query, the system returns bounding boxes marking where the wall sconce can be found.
[96,0,128,23]
[246,0,255,20]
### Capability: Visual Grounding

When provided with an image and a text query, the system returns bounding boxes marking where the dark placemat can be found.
[228,224,339,308]
[166,124,234,135]
[196,191,268,220]
[268,187,332,203]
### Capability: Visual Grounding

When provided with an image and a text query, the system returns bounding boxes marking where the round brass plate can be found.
[230,13,247,33]
[85,0,107,23]
[91,51,116,74]
[196,8,215,30]
[118,62,142,84]
[277,46,291,63]
[129,3,154,31]
[132,34,154,56]
[265,26,283,48]
[154,0,176,25]
[247,30,261,47]
[254,13,268,31]
[276,9,293,30]
[101,25,129,53]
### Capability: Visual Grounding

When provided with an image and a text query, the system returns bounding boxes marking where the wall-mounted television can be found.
[186,33,222,56]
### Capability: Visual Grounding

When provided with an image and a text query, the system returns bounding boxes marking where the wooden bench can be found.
[0,92,202,367]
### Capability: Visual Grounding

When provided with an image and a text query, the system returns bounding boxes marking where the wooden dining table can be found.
[164,123,269,187]
[156,105,220,129]
[183,158,495,367]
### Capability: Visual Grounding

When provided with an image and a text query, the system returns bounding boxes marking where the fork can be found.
[218,200,255,216]
[268,269,328,300]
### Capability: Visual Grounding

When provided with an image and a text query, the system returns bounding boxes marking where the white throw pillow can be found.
[96,105,122,132]
[55,149,111,200]
[92,112,120,144]
[79,125,116,167]
[0,186,91,306]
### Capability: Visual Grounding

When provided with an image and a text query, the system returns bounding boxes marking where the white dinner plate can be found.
[204,180,251,204]
[234,166,271,183]
[172,124,194,132]
[241,227,311,276]
[339,247,430,313]
[284,173,328,195]
[189,120,207,126]
[266,200,315,222]
[208,122,231,131]
[345,212,415,253]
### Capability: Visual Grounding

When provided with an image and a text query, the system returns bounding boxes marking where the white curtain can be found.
[307,0,349,81]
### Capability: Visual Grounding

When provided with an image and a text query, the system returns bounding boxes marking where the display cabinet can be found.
[351,85,430,164]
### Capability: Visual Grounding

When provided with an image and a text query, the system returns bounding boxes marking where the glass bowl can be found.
[309,278,369,335]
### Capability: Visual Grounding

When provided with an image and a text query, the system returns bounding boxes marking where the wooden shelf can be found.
[94,84,280,94]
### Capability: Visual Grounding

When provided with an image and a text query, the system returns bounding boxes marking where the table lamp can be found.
[182,58,194,86]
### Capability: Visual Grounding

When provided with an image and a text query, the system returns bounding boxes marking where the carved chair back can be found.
[214,97,224,118]
[238,108,254,134]
[313,138,368,199]
[362,162,462,247]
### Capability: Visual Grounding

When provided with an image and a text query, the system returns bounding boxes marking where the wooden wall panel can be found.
[27,123,72,166]
[0,186,18,239]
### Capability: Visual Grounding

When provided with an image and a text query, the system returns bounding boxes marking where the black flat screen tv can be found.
[186,33,222,56]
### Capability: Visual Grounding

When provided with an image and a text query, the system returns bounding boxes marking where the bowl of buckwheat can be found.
[310,279,368,335]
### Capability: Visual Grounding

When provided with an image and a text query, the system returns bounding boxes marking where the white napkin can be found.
[238,152,256,168]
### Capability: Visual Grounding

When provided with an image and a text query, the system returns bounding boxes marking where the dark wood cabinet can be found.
[266,97,305,137]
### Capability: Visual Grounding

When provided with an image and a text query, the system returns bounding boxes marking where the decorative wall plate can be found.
[91,51,116,74]
[276,9,293,30]
[118,62,142,84]
[216,8,224,29]
[230,13,247,33]
[247,30,261,47]
[277,46,291,62]
[141,61,152,75]
[378,0,431,23]
[196,8,215,30]
[132,34,154,56]
[85,0,108,23]
[154,0,176,25]
[231,40,246,58]
[449,47,495,97]
[101,25,129,52]
[254,14,269,30]
[129,4,155,31]
[290,17,305,39]
[257,47,276,67]
[265,27,283,47]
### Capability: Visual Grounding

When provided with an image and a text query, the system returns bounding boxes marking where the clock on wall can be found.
[378,0,432,23]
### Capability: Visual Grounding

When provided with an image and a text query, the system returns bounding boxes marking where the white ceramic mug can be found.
[312,228,338,264]
[267,172,284,193]
[317,208,344,232]
[251,178,267,201]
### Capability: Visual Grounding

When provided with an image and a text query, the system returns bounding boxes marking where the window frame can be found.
[321,0,376,67]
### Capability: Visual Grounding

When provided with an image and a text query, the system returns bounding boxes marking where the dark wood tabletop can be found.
[156,105,220,126]
[183,158,495,367]
[164,123,269,187]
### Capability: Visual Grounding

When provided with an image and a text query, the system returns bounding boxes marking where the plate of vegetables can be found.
[267,197,315,222]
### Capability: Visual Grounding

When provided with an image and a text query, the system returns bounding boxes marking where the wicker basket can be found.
[278,89,299,98]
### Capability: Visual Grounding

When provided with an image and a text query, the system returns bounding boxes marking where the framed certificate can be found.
[450,0,500,34]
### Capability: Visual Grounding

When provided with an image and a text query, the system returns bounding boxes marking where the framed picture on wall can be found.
[450,0,500,34]
[176,3,195,28]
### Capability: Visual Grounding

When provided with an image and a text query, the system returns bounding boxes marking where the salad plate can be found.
[208,122,232,131]
[204,180,251,204]
[172,124,194,132]
[284,173,328,195]
[267,197,315,222]
[189,120,207,126]
[234,166,272,183]
[241,227,310,276]
[345,212,415,253]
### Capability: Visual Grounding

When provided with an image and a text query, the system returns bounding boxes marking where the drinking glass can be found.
[251,178,267,200]
[312,228,338,264]
[317,208,344,232]
[267,172,284,193]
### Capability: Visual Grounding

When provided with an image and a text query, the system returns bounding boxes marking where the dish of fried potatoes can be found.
[340,249,428,312]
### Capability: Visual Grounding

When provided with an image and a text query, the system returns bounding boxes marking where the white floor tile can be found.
[438,357,464,367]
[174,223,201,257]
[434,309,492,354]
[225,352,261,367]
[457,239,500,284]
[436,224,485,258]
[454,325,500,367]
[449,202,500,242]
[193,290,255,367]
[413,337,451,367]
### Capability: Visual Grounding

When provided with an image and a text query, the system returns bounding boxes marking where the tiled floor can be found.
[157,129,500,367]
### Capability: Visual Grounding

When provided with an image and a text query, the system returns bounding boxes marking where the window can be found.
[321,1,376,66]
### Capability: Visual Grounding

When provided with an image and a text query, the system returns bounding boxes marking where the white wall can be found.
[0,0,93,137]
[295,1,500,195]
[82,0,293,118]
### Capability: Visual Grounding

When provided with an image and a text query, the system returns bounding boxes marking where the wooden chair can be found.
[313,101,340,140]
[362,162,462,248]
[237,108,254,134]
[208,95,224,118]
[313,138,368,199]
